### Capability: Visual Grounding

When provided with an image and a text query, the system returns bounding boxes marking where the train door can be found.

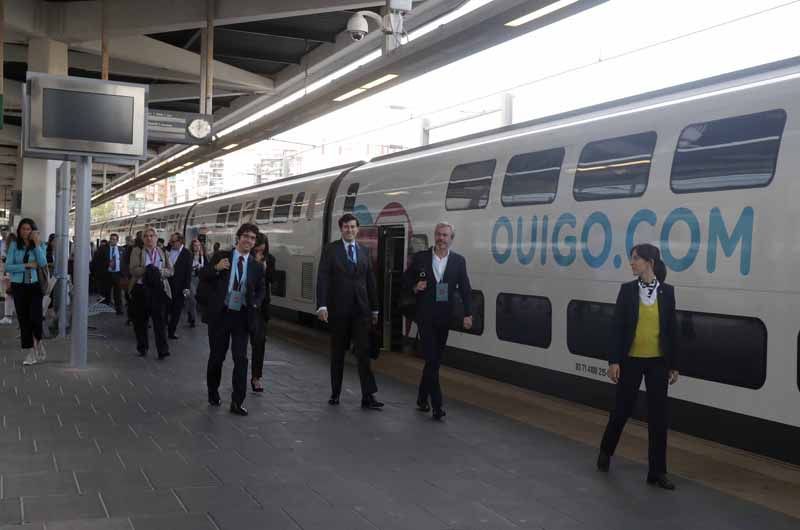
[377,225,405,351]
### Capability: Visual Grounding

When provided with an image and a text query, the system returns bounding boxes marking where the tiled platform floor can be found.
[0,313,797,530]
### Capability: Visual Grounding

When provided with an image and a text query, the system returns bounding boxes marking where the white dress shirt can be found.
[432,249,450,282]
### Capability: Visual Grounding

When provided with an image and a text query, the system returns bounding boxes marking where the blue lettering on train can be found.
[491,206,754,276]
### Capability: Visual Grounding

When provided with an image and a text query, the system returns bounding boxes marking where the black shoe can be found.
[189,321,196,328]
[157,352,170,360]
[432,408,447,420]
[168,334,179,340]
[137,350,147,357]
[597,451,610,472]
[230,402,248,416]
[416,399,431,412]
[361,395,384,409]
[209,393,221,407]
[647,474,676,490]
[328,395,340,405]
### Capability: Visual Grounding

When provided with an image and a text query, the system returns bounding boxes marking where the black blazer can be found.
[610,280,678,369]
[169,247,193,293]
[403,249,472,324]
[200,249,267,330]
[105,245,125,274]
[316,239,378,319]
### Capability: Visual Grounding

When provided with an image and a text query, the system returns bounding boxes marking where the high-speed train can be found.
[91,59,800,464]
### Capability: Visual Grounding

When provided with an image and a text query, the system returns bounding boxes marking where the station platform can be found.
[0,313,798,530]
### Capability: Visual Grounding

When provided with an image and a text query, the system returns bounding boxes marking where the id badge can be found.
[436,283,449,302]
[228,290,243,311]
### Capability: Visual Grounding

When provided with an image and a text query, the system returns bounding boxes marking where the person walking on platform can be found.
[0,233,15,326]
[103,233,125,315]
[167,233,192,339]
[6,219,48,365]
[121,235,134,324]
[202,223,266,416]
[316,213,383,409]
[403,222,472,420]
[597,243,680,490]
[129,227,173,359]
[249,233,274,393]
[185,239,207,328]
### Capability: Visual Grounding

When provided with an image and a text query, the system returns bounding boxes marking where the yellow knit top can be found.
[629,300,662,358]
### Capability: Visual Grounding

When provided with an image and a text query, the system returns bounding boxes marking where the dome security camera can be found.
[347,13,369,41]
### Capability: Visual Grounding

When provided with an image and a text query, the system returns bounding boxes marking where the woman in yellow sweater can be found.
[597,243,680,490]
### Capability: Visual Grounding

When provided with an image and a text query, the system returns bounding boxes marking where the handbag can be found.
[37,265,52,296]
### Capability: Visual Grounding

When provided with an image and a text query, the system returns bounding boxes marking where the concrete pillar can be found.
[20,38,68,237]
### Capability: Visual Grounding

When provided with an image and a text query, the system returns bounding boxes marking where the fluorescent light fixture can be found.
[148,177,157,181]
[167,167,182,174]
[505,0,580,27]
[223,143,239,150]
[333,88,367,102]
[361,74,399,89]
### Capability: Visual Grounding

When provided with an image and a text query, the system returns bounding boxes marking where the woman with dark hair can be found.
[185,239,207,328]
[249,233,274,392]
[5,219,48,365]
[597,243,680,490]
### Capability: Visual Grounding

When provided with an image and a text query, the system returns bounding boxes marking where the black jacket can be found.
[610,280,678,369]
[200,249,267,331]
[403,249,472,324]
[168,247,193,293]
[259,254,275,321]
[316,239,378,319]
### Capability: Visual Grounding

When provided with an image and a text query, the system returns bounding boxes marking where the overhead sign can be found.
[23,73,148,160]
[148,110,213,145]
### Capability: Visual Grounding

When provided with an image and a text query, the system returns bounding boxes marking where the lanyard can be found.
[231,254,246,292]
[146,248,158,267]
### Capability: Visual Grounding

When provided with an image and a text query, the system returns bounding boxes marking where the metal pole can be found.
[101,0,109,81]
[501,93,513,126]
[70,156,91,368]
[200,0,214,114]
[56,162,71,338]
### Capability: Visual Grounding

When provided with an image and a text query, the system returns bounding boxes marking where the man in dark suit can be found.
[167,232,193,339]
[200,223,266,416]
[104,233,125,315]
[403,222,472,420]
[316,213,382,409]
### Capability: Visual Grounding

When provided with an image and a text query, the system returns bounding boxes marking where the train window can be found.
[242,200,256,223]
[496,293,552,348]
[227,203,242,227]
[675,310,766,389]
[446,160,495,211]
[292,192,305,220]
[273,194,293,223]
[573,131,656,201]
[306,192,317,221]
[671,109,786,193]
[216,205,229,226]
[450,290,484,335]
[344,183,359,213]
[501,148,564,206]
[567,300,615,360]
[256,198,274,222]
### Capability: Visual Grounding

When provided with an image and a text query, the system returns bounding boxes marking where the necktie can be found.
[112,248,117,271]
[234,256,244,291]
[348,244,356,265]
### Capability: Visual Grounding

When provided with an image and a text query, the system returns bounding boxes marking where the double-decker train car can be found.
[89,59,800,464]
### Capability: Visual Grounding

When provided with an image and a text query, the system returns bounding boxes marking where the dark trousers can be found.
[207,309,249,405]
[418,319,450,410]
[131,285,169,356]
[104,271,123,313]
[167,290,185,336]
[12,283,43,349]
[600,356,669,477]
[330,315,377,399]
[250,316,267,380]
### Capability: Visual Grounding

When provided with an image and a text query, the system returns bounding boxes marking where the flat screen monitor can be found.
[24,73,147,160]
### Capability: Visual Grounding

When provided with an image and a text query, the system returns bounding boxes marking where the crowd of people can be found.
[0,214,681,491]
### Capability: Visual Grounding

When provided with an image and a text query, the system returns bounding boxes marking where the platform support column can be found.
[70,156,91,368]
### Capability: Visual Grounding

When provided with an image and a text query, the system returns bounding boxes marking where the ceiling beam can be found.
[73,36,274,91]
[48,0,384,44]
[149,83,249,103]
[215,26,334,45]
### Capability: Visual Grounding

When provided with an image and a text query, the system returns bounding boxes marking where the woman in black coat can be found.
[597,243,680,490]
[249,233,274,392]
